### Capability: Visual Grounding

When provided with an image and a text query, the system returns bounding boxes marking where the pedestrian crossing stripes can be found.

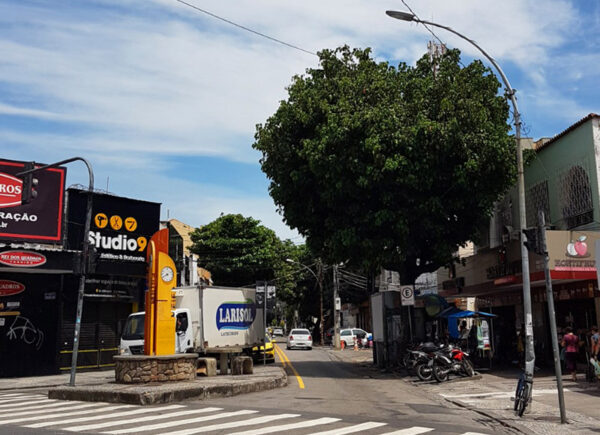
[0,392,490,434]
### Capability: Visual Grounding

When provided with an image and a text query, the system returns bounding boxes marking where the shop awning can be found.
[438,308,497,339]
[446,310,497,319]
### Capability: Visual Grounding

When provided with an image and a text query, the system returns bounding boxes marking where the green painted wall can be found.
[522,120,598,230]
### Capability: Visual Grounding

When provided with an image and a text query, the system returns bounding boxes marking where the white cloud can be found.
[0,0,596,239]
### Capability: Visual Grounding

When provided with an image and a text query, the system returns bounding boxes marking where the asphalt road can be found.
[0,345,514,435]
[206,343,512,434]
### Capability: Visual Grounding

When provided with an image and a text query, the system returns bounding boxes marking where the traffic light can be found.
[21,161,38,204]
[522,227,544,255]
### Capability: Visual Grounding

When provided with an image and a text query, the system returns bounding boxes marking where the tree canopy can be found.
[253,46,516,283]
[189,213,304,301]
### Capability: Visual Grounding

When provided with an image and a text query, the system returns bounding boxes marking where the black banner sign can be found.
[84,275,142,301]
[0,159,66,243]
[67,189,160,277]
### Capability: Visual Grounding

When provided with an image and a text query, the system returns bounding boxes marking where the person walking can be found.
[590,326,600,360]
[561,326,579,381]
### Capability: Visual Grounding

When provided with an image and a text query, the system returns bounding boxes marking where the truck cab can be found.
[119,308,194,355]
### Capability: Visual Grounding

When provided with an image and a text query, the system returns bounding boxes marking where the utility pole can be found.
[539,211,567,423]
[263,280,267,367]
[317,260,324,346]
[333,265,341,350]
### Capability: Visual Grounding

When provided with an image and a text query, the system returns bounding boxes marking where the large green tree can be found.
[189,214,302,298]
[253,46,516,283]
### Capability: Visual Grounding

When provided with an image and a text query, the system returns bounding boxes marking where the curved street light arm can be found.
[19,157,96,387]
[386,11,534,377]
[286,259,319,280]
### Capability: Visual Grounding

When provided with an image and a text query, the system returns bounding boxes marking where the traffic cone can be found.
[353,338,358,351]
[341,340,345,350]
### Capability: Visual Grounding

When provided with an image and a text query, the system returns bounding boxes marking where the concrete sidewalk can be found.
[434,370,600,435]
[328,348,600,434]
[0,366,288,405]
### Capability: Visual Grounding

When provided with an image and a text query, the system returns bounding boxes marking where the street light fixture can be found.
[386,8,541,414]
[286,258,325,346]
[17,157,94,387]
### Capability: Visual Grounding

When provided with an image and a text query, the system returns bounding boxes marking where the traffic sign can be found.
[400,285,415,306]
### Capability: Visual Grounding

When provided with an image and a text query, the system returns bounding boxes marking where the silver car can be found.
[287,328,312,350]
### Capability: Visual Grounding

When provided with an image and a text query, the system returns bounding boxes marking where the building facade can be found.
[0,177,160,377]
[438,113,600,364]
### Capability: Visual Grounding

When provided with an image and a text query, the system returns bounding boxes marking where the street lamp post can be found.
[386,8,536,390]
[286,259,325,346]
[17,157,94,387]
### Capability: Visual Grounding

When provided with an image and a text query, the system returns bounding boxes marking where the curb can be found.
[48,369,288,406]
[445,398,533,435]
[0,376,114,392]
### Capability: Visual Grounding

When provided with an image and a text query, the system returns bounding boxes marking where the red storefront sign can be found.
[0,173,23,208]
[0,250,46,267]
[0,159,66,243]
[0,280,25,296]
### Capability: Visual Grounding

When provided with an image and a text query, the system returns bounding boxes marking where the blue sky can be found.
[1,0,599,241]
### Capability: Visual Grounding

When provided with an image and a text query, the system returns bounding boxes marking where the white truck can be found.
[119,285,264,356]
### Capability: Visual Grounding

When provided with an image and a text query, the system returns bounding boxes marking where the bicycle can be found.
[513,371,533,417]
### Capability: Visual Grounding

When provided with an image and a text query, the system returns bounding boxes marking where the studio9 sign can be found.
[0,159,66,243]
[66,189,160,264]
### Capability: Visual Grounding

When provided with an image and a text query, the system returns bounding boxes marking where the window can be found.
[176,312,188,333]
[526,181,550,226]
[341,330,351,336]
[559,165,593,229]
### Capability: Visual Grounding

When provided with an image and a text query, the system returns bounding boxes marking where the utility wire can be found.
[173,0,317,57]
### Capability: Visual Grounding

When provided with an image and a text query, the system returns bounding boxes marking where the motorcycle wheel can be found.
[416,363,433,381]
[462,359,475,377]
[432,360,449,382]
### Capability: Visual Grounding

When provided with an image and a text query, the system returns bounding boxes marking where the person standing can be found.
[590,326,600,360]
[561,326,579,381]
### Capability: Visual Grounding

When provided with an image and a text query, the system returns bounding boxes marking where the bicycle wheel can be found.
[514,378,524,411]
[517,382,530,417]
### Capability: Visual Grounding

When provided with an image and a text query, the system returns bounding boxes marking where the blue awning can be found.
[447,310,497,319]
[438,308,497,339]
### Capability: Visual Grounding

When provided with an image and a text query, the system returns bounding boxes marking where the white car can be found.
[339,328,371,347]
[273,327,284,336]
[287,328,312,350]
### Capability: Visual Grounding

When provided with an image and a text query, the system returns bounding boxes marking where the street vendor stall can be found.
[438,308,497,369]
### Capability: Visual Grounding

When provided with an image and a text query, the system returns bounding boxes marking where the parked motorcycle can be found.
[405,342,445,381]
[431,346,474,382]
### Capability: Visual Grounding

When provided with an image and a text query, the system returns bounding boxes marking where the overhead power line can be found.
[173,0,317,56]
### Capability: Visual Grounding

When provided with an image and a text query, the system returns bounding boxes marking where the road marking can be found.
[65,408,221,432]
[309,421,388,434]
[228,417,341,434]
[0,402,102,418]
[161,414,301,435]
[0,398,56,409]
[25,404,185,428]
[379,427,434,435]
[274,344,288,368]
[0,393,36,398]
[274,344,305,389]
[462,432,490,435]
[0,396,45,405]
[102,409,257,434]
[2,404,127,424]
